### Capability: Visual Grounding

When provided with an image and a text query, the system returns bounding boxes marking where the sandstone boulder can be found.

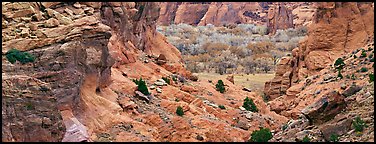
[301,91,345,124]
[156,54,167,65]
[318,114,352,141]
[342,84,362,97]
[44,18,60,28]
[180,85,198,93]
[135,91,151,103]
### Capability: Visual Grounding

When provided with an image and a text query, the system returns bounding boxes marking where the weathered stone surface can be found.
[301,91,345,125]
[155,79,167,86]
[156,54,167,65]
[62,117,90,142]
[2,2,115,142]
[318,114,352,141]
[265,2,374,102]
[158,2,269,26]
[180,85,198,93]
[342,84,362,97]
[44,18,60,28]
[135,91,151,102]
[268,100,287,113]
[267,3,294,35]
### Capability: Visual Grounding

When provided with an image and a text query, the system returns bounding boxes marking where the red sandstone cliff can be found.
[266,3,294,35]
[158,2,265,26]
[264,1,374,113]
[158,2,315,35]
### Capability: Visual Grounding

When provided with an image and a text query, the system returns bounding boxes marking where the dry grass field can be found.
[196,73,275,94]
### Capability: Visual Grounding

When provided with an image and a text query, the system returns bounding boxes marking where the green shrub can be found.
[351,74,356,80]
[337,68,343,79]
[353,55,357,59]
[133,78,150,95]
[6,48,35,64]
[243,97,258,112]
[329,134,339,142]
[334,58,345,70]
[369,73,374,82]
[302,135,310,142]
[175,98,180,102]
[132,79,140,85]
[249,127,273,142]
[172,76,177,82]
[282,124,288,131]
[162,77,170,85]
[176,106,184,116]
[345,75,351,79]
[218,105,226,109]
[215,80,225,93]
[360,51,367,58]
[25,103,34,110]
[353,116,367,132]
[360,67,368,72]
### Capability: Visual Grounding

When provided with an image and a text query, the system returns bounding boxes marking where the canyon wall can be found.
[2,2,190,142]
[2,2,114,142]
[158,2,265,26]
[158,2,316,34]
[264,2,374,107]
[266,3,294,35]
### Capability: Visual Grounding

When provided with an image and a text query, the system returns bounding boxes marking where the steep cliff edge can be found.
[264,2,374,100]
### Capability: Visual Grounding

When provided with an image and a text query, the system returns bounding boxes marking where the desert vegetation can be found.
[158,23,307,74]
[6,48,35,64]
[249,127,273,142]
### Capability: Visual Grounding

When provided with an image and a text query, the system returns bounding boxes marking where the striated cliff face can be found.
[2,2,115,142]
[158,2,316,35]
[266,3,294,35]
[158,2,265,26]
[264,2,374,113]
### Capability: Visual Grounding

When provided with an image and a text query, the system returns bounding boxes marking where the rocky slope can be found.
[2,2,287,142]
[263,2,374,142]
[270,42,374,142]
[264,2,374,100]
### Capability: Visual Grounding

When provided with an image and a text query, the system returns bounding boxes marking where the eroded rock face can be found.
[158,2,266,26]
[301,91,345,125]
[266,3,294,35]
[264,2,374,100]
[2,2,114,142]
